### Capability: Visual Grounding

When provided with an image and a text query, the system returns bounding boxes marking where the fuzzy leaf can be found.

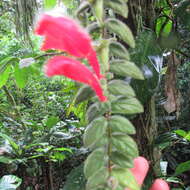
[75,85,95,104]
[110,151,134,168]
[112,97,144,114]
[109,41,130,60]
[86,102,111,122]
[108,80,135,97]
[111,167,140,190]
[84,148,106,178]
[111,134,139,158]
[76,1,90,16]
[98,40,110,73]
[83,117,108,148]
[110,60,144,80]
[105,0,128,18]
[90,0,104,24]
[109,115,136,134]
[86,167,108,190]
[105,18,135,48]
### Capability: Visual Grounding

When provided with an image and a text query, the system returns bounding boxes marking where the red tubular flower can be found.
[45,56,107,102]
[35,14,101,79]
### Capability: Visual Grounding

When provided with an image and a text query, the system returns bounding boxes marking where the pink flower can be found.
[35,14,101,79]
[125,157,170,190]
[45,56,107,102]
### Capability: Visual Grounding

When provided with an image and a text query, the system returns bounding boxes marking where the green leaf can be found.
[105,18,135,48]
[110,151,134,168]
[175,129,187,137]
[54,147,72,153]
[45,116,59,129]
[110,60,144,80]
[111,134,138,158]
[83,117,108,148]
[14,64,29,88]
[108,80,135,97]
[90,0,104,24]
[0,175,22,190]
[84,148,106,178]
[0,156,14,164]
[0,57,16,74]
[0,133,21,155]
[111,167,140,190]
[109,41,130,60]
[0,65,11,88]
[86,167,108,190]
[75,85,95,105]
[174,0,190,29]
[86,102,111,122]
[112,97,144,114]
[105,0,128,18]
[76,1,90,16]
[156,17,172,37]
[44,0,56,9]
[175,160,190,175]
[97,40,110,73]
[63,164,86,190]
[109,115,136,134]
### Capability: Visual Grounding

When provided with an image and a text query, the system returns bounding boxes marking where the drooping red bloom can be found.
[45,56,107,102]
[35,14,101,79]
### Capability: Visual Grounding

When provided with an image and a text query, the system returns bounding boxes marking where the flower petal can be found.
[35,14,101,79]
[45,56,107,102]
[130,157,149,185]
[150,179,170,190]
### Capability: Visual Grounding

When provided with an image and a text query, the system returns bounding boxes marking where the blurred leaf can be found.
[105,0,128,18]
[45,116,59,129]
[112,97,144,114]
[105,18,135,48]
[109,115,136,134]
[86,167,108,190]
[156,17,172,37]
[75,85,95,105]
[110,151,134,168]
[0,175,22,190]
[63,164,86,190]
[110,60,144,80]
[109,41,130,60]
[175,129,187,138]
[0,133,21,155]
[91,0,104,24]
[83,117,107,148]
[0,156,14,164]
[111,167,140,190]
[86,102,111,122]
[14,64,29,88]
[54,147,72,153]
[108,80,135,97]
[76,1,90,16]
[175,0,190,29]
[84,148,105,178]
[175,160,190,175]
[44,0,56,9]
[111,134,138,158]
[0,65,11,88]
